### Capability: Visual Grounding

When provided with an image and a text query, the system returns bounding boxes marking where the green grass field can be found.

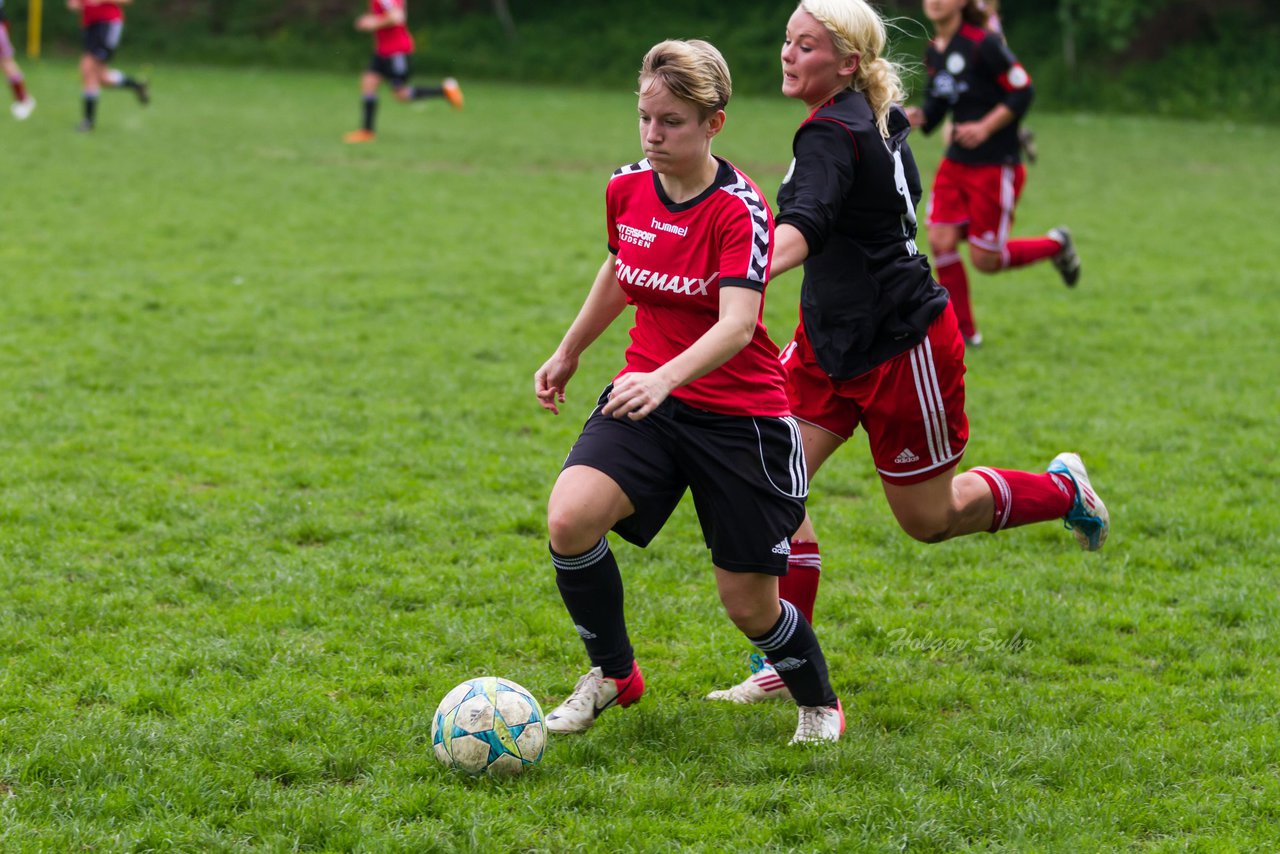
[2,61,1279,851]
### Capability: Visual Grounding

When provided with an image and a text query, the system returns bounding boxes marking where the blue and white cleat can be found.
[1048,452,1109,551]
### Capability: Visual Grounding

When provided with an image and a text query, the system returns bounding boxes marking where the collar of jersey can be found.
[650,157,736,214]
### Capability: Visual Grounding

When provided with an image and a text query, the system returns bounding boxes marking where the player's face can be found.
[923,0,965,25]
[637,79,720,176]
[781,8,857,109]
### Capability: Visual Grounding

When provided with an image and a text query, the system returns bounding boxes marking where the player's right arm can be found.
[535,255,628,415]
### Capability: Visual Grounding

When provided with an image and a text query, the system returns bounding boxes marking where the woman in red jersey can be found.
[343,0,462,143]
[906,0,1075,347]
[707,0,1108,705]
[67,0,148,132]
[535,39,843,744]
[0,0,36,119]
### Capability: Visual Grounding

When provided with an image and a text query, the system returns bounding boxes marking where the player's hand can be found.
[535,352,578,415]
[601,371,672,421]
[905,106,925,128]
[67,0,83,10]
[952,120,991,149]
[355,14,379,31]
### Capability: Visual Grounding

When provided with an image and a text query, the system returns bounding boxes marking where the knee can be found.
[926,229,957,256]
[929,235,958,257]
[970,249,1003,274]
[721,596,778,638]
[546,502,594,555]
[898,514,957,544]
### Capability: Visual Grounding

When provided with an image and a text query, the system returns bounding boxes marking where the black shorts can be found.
[562,386,808,575]
[83,21,123,62]
[369,53,412,88]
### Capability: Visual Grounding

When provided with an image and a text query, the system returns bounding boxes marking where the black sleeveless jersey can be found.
[776,89,948,381]
[920,22,1034,165]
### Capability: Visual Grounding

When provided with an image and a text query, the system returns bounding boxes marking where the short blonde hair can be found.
[638,39,732,119]
[799,0,906,137]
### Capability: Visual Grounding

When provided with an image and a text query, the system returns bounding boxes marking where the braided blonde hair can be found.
[799,0,906,137]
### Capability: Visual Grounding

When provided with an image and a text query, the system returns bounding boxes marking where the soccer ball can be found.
[432,677,546,776]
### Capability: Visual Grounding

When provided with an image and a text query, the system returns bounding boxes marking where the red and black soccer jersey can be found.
[81,1,124,26]
[920,22,1033,165]
[370,0,413,56]
[776,90,948,381]
[605,157,788,417]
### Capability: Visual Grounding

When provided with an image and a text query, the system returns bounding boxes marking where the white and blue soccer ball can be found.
[432,677,546,776]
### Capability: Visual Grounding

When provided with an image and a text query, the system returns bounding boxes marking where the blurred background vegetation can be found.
[8,0,1278,122]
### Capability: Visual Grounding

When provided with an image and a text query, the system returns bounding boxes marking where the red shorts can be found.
[925,158,1026,254]
[782,305,969,485]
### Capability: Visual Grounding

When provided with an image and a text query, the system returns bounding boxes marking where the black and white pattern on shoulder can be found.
[610,159,654,181]
[718,172,771,284]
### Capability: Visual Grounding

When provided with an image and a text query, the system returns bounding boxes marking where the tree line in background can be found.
[8,0,1278,121]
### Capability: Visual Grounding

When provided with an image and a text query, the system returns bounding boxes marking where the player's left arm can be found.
[955,36,1034,149]
[603,286,761,421]
[772,120,855,278]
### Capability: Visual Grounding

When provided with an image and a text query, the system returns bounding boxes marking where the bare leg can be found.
[880,466,994,543]
[547,465,634,554]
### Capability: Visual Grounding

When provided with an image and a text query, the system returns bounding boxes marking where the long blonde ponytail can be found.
[800,0,907,137]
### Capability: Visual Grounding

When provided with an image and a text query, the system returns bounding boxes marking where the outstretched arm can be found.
[534,255,628,415]
[770,224,810,279]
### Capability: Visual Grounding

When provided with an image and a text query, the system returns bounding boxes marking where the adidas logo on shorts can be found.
[771,539,792,556]
[895,448,921,464]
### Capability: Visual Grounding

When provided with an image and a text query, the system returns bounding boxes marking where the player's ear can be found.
[706,109,726,137]
[840,52,861,79]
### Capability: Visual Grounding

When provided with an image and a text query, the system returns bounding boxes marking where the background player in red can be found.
[343,0,462,144]
[0,0,35,119]
[708,0,1109,705]
[67,0,149,132]
[906,0,1076,348]
[534,39,844,744]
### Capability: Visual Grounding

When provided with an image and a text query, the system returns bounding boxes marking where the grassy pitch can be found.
[2,62,1279,850]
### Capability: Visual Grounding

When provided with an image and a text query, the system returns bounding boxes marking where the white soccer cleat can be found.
[1048,452,1109,551]
[706,659,792,704]
[790,700,845,745]
[11,97,35,121]
[545,662,644,734]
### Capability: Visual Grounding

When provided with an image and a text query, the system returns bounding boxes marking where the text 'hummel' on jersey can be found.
[615,261,717,296]
[650,218,688,237]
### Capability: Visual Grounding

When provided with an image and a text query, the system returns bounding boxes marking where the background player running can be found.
[67,0,149,132]
[906,0,1076,348]
[343,0,462,144]
[708,0,1108,705]
[0,0,35,119]
[535,39,844,744]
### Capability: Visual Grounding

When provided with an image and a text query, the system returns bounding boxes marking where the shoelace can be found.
[794,706,835,741]
[556,671,602,714]
[748,653,767,675]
